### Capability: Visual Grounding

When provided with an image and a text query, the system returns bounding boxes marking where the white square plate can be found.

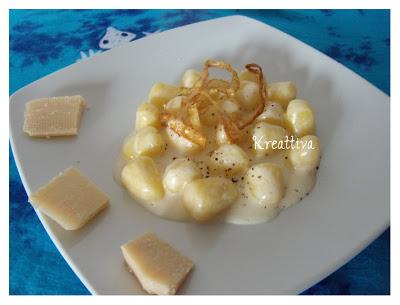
[10,16,390,294]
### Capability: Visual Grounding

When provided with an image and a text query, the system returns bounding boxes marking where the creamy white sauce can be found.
[115,125,319,225]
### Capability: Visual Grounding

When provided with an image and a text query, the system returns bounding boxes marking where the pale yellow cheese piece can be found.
[23,95,85,137]
[121,232,194,295]
[29,167,109,230]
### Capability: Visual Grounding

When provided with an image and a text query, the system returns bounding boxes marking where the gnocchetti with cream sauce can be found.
[114,60,321,224]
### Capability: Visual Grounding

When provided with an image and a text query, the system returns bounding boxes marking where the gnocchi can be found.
[246,163,285,207]
[121,156,165,202]
[164,96,183,112]
[286,99,315,137]
[239,69,259,83]
[215,124,232,146]
[122,132,137,160]
[252,122,288,156]
[135,102,160,130]
[180,69,201,88]
[165,127,200,154]
[268,81,297,108]
[209,144,250,174]
[183,177,238,222]
[289,135,321,170]
[235,80,261,110]
[132,126,165,157]
[221,99,240,119]
[238,69,268,88]
[148,82,179,107]
[256,101,285,127]
[163,159,201,193]
[118,60,321,225]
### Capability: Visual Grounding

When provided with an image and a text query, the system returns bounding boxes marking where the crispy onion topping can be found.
[160,112,206,148]
[160,60,267,146]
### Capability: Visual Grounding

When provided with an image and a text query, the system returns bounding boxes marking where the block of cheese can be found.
[29,167,109,230]
[23,95,85,137]
[121,233,194,295]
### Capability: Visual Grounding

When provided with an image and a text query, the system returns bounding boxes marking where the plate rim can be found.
[9,14,390,295]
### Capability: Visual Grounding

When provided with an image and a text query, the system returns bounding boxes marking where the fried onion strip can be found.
[160,112,207,148]
[188,105,201,129]
[196,91,240,141]
[160,60,267,146]
[193,59,240,93]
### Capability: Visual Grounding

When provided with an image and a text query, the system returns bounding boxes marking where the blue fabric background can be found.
[9,9,390,295]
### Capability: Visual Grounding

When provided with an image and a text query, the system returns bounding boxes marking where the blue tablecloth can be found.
[9,9,390,295]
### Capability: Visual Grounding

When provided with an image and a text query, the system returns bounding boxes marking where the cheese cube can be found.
[29,167,109,230]
[121,233,194,295]
[23,95,85,137]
